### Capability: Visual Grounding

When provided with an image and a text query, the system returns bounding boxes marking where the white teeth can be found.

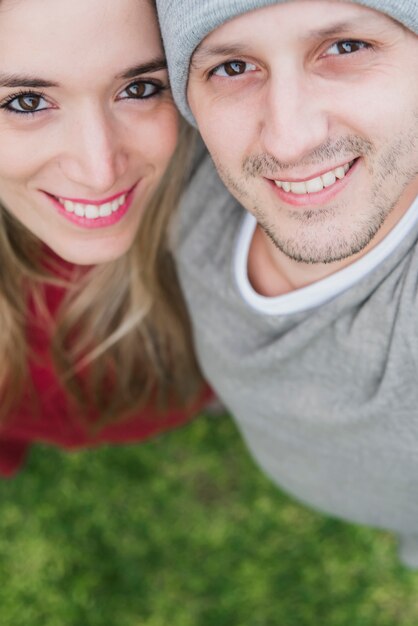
[289,181,307,195]
[305,176,324,193]
[58,193,128,219]
[321,170,336,187]
[85,204,99,219]
[61,199,74,212]
[99,202,112,217]
[275,161,354,195]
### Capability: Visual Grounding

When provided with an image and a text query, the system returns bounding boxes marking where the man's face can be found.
[188,1,418,266]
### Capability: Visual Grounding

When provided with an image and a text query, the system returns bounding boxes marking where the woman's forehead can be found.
[0,0,163,85]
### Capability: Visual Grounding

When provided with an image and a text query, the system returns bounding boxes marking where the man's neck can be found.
[248,188,417,298]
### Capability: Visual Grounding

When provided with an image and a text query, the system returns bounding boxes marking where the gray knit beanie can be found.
[156,0,418,124]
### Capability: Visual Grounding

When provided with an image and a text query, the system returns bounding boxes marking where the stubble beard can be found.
[213,129,418,265]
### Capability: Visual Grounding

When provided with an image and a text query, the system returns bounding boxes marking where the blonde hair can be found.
[0,120,203,426]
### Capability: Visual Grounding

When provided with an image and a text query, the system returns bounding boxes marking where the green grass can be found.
[0,413,417,626]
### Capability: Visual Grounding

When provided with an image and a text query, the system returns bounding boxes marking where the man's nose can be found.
[259,72,329,167]
[59,106,129,193]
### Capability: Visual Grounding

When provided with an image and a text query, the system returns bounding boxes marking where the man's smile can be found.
[272,159,355,195]
[266,158,359,208]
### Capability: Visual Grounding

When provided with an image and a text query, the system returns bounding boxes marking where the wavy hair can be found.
[0,120,203,426]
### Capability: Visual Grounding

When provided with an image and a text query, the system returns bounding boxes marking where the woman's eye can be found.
[3,93,49,114]
[119,81,161,100]
[211,60,257,77]
[326,40,371,55]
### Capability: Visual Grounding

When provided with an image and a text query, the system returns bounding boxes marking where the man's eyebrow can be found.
[302,18,377,41]
[191,15,387,69]
[116,58,167,79]
[191,45,249,69]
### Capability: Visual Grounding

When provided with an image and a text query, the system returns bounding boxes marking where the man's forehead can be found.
[156,0,417,123]
[191,1,400,65]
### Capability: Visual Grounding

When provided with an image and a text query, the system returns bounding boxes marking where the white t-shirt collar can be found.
[234,195,418,315]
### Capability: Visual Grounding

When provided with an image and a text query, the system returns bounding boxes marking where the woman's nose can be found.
[58,106,129,193]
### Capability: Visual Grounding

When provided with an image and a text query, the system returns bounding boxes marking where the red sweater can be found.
[0,272,209,477]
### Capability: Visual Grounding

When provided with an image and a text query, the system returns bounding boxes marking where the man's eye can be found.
[2,93,49,114]
[118,81,162,100]
[211,60,257,77]
[326,40,371,55]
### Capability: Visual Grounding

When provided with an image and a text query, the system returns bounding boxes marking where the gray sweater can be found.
[175,152,418,548]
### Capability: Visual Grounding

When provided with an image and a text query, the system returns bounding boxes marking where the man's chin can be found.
[261,220,379,266]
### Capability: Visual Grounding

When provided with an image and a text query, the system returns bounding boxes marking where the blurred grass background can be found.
[1,412,418,626]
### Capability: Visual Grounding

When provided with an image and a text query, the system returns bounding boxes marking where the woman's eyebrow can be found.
[0,74,58,88]
[116,58,167,79]
[0,58,168,88]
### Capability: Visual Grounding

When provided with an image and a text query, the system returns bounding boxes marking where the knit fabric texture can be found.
[156,0,418,124]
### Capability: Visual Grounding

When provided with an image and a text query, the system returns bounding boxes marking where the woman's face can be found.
[0,0,178,264]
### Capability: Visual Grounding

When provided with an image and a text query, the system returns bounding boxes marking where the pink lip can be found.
[270,160,354,184]
[56,187,132,206]
[43,183,138,229]
[267,159,359,208]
